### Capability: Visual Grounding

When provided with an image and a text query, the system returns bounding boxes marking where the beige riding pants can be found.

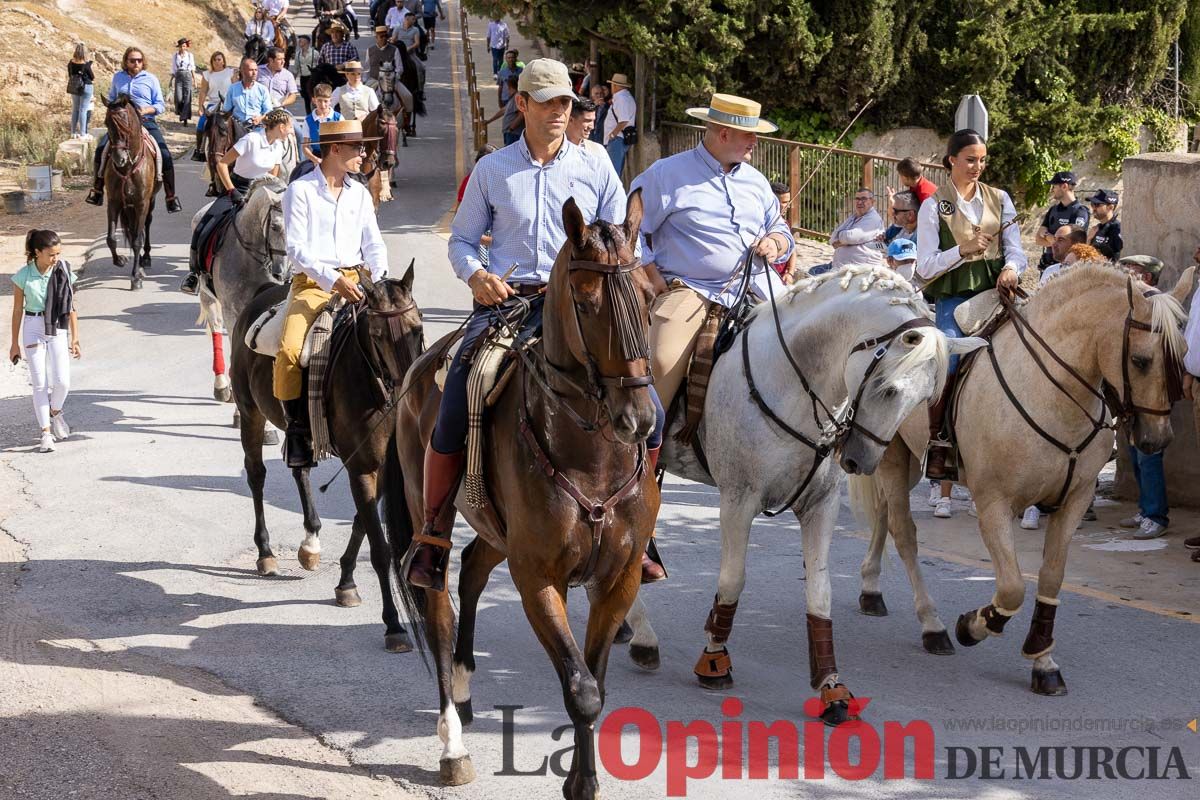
[648,282,712,413]
[273,270,358,401]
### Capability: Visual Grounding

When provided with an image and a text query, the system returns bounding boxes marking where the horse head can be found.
[105,93,144,170]
[244,175,290,281]
[244,35,269,65]
[545,191,655,445]
[355,261,424,386]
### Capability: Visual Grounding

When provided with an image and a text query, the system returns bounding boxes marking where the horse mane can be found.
[1036,259,1187,361]
[247,174,287,197]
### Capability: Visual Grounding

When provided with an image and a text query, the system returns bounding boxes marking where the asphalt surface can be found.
[2,8,1199,799]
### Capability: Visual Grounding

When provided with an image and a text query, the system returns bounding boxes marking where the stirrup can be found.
[402,531,452,592]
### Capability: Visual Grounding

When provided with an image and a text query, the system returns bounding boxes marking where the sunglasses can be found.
[333,144,368,155]
[127,58,144,63]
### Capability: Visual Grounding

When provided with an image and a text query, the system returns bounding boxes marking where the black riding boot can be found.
[402,446,465,592]
[191,129,207,162]
[163,165,182,214]
[85,145,104,206]
[283,398,315,469]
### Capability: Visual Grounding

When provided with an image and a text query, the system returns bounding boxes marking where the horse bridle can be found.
[745,272,935,515]
[234,196,287,273]
[971,276,1178,514]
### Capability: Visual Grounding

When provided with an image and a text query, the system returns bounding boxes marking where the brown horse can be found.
[102,94,157,290]
[361,104,398,208]
[204,111,246,197]
[385,195,658,799]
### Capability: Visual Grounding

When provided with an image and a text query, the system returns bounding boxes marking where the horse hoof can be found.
[629,644,660,671]
[922,629,956,655]
[455,697,473,725]
[232,410,241,429]
[859,591,889,616]
[1031,668,1068,696]
[263,429,280,446]
[697,671,732,690]
[256,556,278,576]
[385,631,412,653]
[955,612,982,647]
[130,279,143,291]
[297,546,320,571]
[213,386,233,403]
[613,619,633,644]
[113,256,127,267]
[439,755,475,786]
[334,586,362,607]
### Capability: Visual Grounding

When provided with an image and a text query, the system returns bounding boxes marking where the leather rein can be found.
[971,277,1175,513]
[234,196,287,271]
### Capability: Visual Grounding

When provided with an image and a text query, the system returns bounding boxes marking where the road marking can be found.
[842,527,1199,623]
[437,8,468,239]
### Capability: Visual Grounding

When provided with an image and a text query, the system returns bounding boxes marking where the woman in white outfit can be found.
[193,51,235,161]
[8,230,80,453]
[246,7,276,41]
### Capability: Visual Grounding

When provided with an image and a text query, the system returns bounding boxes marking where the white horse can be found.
[627,264,986,724]
[850,261,1193,696]
[190,175,289,438]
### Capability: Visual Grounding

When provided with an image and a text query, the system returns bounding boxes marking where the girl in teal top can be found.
[9,229,80,452]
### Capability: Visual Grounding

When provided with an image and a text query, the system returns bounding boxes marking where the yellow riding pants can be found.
[648,282,712,414]
[272,270,358,400]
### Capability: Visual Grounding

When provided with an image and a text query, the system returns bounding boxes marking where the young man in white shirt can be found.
[566,97,607,160]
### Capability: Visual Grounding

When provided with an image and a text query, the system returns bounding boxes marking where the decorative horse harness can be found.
[962,277,1182,514]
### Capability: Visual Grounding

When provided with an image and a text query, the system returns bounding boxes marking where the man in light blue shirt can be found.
[404,58,664,591]
[85,46,182,212]
[632,93,793,418]
[224,57,274,125]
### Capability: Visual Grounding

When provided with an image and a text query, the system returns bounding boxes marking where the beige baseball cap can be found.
[516,58,577,103]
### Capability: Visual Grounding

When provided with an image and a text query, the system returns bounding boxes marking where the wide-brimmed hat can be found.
[516,59,577,103]
[314,119,381,146]
[374,25,390,34]
[608,73,631,87]
[337,60,364,73]
[686,93,778,133]
[177,38,191,47]
[328,19,348,32]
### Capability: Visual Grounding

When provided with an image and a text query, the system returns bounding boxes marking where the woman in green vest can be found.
[915,129,1028,510]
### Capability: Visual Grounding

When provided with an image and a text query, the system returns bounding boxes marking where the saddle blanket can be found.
[244,298,327,367]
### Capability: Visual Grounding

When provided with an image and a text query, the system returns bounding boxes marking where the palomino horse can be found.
[101,94,157,290]
[626,264,982,724]
[850,262,1193,696]
[361,103,398,208]
[385,196,658,798]
[229,266,425,650]
[192,175,287,420]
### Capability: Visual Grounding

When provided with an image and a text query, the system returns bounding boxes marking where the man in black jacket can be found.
[1087,188,1123,260]
[1036,170,1089,268]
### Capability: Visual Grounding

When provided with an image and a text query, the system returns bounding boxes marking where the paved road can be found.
[2,7,1199,799]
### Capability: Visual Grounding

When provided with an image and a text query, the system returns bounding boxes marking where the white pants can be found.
[22,315,71,429]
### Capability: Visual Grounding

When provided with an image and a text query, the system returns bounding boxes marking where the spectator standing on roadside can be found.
[1035,170,1089,268]
[883,189,919,245]
[422,0,445,49]
[67,44,95,138]
[603,72,635,176]
[769,181,798,283]
[497,49,522,107]
[1087,188,1123,260]
[172,38,196,124]
[566,98,607,159]
[291,35,318,114]
[8,230,80,454]
[486,16,509,78]
[895,157,938,205]
[589,84,607,145]
[484,76,523,146]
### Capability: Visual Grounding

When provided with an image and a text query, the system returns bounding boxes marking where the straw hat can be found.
[608,73,631,88]
[685,93,778,133]
[337,60,364,74]
[328,19,348,32]
[313,119,381,146]
[374,25,390,35]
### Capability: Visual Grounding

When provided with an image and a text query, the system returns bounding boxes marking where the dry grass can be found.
[0,107,71,168]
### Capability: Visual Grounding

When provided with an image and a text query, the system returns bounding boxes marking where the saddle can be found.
[193,199,240,278]
[102,129,163,187]
[244,296,337,367]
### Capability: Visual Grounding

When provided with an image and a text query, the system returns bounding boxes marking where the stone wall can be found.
[1113,152,1200,507]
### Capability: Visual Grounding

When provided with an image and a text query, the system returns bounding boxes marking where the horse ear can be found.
[356,266,377,297]
[623,188,643,248]
[562,197,587,250]
[946,336,988,356]
[401,258,415,292]
[1169,265,1195,306]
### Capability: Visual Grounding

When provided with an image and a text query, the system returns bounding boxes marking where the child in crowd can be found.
[8,230,80,453]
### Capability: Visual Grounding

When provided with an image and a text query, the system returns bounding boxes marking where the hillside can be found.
[0,0,247,163]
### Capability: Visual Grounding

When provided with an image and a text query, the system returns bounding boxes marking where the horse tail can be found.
[413,92,426,117]
[847,473,882,531]
[380,426,430,668]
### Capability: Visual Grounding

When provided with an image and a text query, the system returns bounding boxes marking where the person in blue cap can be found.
[885,237,917,281]
[1087,189,1122,260]
[1035,170,1089,268]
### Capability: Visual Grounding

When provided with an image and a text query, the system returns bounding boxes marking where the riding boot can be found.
[191,130,207,162]
[282,398,315,469]
[85,149,104,206]
[924,379,957,481]
[163,166,183,214]
[640,446,667,584]
[402,446,466,592]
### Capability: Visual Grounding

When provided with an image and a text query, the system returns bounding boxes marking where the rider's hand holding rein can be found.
[467,269,516,306]
[332,273,364,303]
[753,233,789,264]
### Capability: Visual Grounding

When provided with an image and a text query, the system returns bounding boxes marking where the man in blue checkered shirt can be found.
[401,58,667,591]
[319,21,359,66]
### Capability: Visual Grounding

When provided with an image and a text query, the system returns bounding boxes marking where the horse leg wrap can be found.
[981,597,1019,636]
[1021,596,1059,659]
[703,594,739,645]
[693,647,732,681]
[806,614,838,690]
[212,331,225,375]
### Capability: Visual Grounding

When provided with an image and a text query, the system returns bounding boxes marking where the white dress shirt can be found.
[604,89,636,142]
[283,166,388,291]
[915,185,1027,281]
[1184,280,1200,377]
[830,207,885,269]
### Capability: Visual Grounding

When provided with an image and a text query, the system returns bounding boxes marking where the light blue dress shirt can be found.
[223,80,274,122]
[449,136,626,285]
[631,143,794,307]
[108,70,165,116]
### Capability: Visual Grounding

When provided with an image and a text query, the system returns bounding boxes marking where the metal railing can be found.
[660,122,949,240]
[459,8,487,150]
